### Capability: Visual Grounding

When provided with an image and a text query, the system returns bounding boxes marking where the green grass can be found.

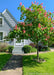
[0,52,12,71]
[23,52,54,75]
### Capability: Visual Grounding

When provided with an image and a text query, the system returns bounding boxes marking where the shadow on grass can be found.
[0,53,12,71]
[2,55,22,71]
[23,55,49,68]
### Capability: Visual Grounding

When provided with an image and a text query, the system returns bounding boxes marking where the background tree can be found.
[8,1,54,61]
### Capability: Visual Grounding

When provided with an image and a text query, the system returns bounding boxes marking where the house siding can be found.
[2,9,17,27]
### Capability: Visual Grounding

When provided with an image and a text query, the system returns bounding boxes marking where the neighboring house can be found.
[0,9,32,54]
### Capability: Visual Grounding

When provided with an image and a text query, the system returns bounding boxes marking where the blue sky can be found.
[0,0,54,22]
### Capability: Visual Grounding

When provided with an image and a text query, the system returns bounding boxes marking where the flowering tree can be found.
[8,1,54,61]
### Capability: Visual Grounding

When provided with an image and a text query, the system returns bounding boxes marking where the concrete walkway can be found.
[0,55,22,75]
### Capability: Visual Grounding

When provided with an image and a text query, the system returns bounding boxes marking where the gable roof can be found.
[4,9,17,23]
[2,9,17,28]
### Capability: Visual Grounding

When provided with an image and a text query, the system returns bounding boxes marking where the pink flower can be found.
[49,17,51,20]
[39,11,41,14]
[37,2,39,5]
[40,3,43,5]
[41,6,43,8]
[15,25,17,30]
[37,9,39,11]
[47,14,49,16]
[30,23,32,26]
[29,8,31,11]
[50,27,53,31]
[41,27,47,30]
[44,11,47,15]
[44,33,47,36]
[22,22,25,26]
[34,1,36,3]
[18,27,20,30]
[53,12,54,13]
[23,30,26,33]
[45,39,47,41]
[32,1,33,4]
[38,23,41,28]
[20,2,22,6]
[47,36,50,39]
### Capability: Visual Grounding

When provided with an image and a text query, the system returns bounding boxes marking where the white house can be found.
[0,9,32,54]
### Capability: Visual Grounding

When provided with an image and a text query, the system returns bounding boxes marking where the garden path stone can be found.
[0,55,22,75]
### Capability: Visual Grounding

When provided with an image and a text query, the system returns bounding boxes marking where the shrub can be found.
[8,46,14,53]
[0,43,8,52]
[41,47,51,51]
[31,47,37,52]
[29,43,36,47]
[22,45,32,53]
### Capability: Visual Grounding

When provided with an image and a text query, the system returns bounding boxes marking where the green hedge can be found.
[8,46,14,53]
[41,47,51,51]
[22,45,37,53]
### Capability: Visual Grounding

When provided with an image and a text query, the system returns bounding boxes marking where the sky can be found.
[0,0,54,22]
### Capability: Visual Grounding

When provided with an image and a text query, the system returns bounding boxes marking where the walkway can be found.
[0,55,22,75]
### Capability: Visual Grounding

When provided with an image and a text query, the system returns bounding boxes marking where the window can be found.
[0,18,2,27]
[0,32,3,40]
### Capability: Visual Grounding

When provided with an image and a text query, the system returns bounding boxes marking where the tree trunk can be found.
[37,43,39,61]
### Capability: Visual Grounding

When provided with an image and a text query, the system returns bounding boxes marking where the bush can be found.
[0,43,8,52]
[22,45,32,53]
[22,45,37,53]
[41,47,51,51]
[31,47,37,52]
[8,46,14,53]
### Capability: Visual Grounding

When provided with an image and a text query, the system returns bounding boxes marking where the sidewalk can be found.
[0,55,22,75]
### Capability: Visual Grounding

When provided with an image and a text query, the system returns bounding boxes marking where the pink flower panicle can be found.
[18,27,20,30]
[32,1,34,4]
[29,8,31,11]
[38,23,41,28]
[45,38,47,41]
[39,11,41,14]
[41,27,47,30]
[37,9,39,11]
[20,2,22,6]
[37,2,39,5]
[49,17,51,20]
[23,30,26,33]
[34,1,36,4]
[40,3,43,5]
[50,27,53,31]
[15,25,17,30]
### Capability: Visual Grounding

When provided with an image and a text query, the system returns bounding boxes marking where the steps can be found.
[12,47,24,55]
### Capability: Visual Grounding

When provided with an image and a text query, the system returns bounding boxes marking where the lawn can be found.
[23,52,54,75]
[0,52,12,71]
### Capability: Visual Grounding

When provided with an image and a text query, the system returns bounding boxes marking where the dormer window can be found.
[0,18,2,27]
